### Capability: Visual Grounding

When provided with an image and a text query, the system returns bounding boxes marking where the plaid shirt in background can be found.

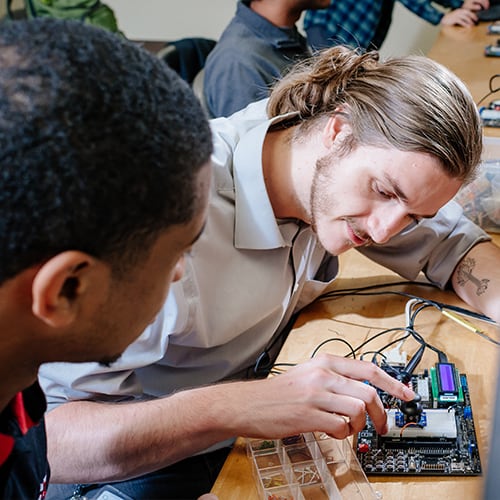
[303,0,464,50]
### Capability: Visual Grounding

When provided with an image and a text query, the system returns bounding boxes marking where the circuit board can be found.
[356,363,482,476]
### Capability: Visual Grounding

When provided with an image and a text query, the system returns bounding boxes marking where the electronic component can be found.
[479,107,500,127]
[434,362,459,403]
[485,44,500,57]
[398,394,423,423]
[488,22,500,34]
[385,409,456,439]
[356,367,481,476]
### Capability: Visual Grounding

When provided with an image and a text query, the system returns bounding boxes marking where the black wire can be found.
[310,306,447,372]
[350,327,411,356]
[477,74,500,106]
[267,282,497,374]
[408,301,436,326]
[406,301,448,362]
[406,297,499,346]
[310,337,357,359]
[439,303,496,324]
[320,281,494,323]
[318,280,437,300]
[360,351,386,363]
[364,334,412,363]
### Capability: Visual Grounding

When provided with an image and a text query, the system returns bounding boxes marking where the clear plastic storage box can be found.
[247,433,379,500]
[454,136,500,233]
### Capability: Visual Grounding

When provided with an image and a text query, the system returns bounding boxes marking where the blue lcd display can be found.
[438,363,457,393]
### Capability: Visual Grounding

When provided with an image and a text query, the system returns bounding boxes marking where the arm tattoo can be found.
[456,257,489,296]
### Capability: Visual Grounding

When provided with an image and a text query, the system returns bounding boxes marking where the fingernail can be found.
[403,387,416,399]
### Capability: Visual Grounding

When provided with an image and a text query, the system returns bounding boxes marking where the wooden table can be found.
[211,23,500,499]
[427,22,500,138]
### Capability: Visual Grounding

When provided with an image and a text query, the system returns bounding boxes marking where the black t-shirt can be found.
[0,382,49,499]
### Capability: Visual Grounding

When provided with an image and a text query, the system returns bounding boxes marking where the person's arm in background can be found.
[45,355,415,483]
[399,0,489,27]
[440,0,489,26]
[461,0,490,9]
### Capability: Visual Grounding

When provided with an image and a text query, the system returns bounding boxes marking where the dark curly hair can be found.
[0,18,212,283]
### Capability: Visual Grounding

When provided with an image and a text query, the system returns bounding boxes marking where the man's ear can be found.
[31,251,108,328]
[322,111,352,150]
